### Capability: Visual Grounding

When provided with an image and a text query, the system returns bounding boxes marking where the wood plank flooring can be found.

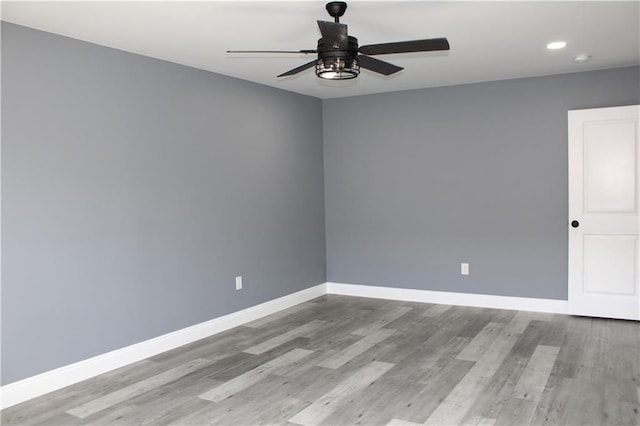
[2,295,639,425]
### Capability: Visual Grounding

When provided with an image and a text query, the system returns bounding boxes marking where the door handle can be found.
[571,220,580,228]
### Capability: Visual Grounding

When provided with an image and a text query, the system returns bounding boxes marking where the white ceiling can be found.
[2,1,639,99]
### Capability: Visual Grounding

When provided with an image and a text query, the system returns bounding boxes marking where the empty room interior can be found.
[2,1,640,425]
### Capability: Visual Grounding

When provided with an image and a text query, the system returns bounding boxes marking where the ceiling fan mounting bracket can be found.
[326,2,347,22]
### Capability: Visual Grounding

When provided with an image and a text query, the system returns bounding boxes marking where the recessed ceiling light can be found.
[547,41,567,50]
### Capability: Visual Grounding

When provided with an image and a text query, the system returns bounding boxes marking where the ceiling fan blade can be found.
[277,59,318,77]
[317,20,348,49]
[227,50,317,54]
[357,55,403,76]
[359,38,450,55]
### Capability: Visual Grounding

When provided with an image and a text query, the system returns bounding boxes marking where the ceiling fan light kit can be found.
[316,57,360,80]
[228,1,450,81]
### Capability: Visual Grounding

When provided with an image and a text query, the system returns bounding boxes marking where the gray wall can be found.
[1,23,326,385]
[324,67,640,300]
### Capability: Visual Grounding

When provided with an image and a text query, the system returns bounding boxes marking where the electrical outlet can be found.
[461,263,469,275]
[235,276,243,290]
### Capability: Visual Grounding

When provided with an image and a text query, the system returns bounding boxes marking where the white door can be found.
[568,105,639,320]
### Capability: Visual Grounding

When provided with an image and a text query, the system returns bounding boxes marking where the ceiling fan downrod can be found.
[326,1,347,23]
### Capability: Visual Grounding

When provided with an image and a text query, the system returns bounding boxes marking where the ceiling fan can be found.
[227,1,450,80]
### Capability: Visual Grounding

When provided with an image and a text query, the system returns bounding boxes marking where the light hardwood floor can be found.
[2,295,639,425]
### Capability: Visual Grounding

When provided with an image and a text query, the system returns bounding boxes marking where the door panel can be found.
[568,105,639,320]
[584,121,637,212]
[583,235,637,295]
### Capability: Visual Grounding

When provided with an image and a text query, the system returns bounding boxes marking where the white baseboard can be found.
[0,283,326,410]
[326,282,568,314]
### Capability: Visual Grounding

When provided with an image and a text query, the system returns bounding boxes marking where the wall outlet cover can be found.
[461,263,469,275]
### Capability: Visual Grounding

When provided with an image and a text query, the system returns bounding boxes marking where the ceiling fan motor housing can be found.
[317,36,358,60]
